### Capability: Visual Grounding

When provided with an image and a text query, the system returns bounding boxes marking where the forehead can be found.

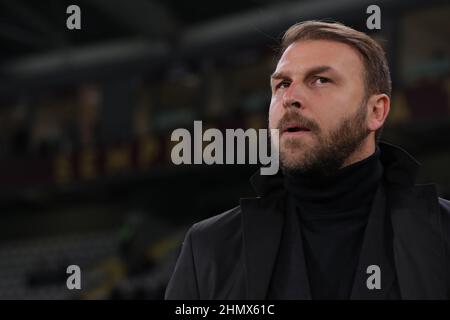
[276,39,365,79]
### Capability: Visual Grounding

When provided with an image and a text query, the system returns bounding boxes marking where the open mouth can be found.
[282,125,311,134]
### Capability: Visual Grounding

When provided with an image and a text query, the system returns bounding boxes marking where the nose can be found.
[282,83,302,109]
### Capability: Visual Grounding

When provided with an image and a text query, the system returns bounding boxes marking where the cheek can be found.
[312,94,349,129]
[318,114,344,139]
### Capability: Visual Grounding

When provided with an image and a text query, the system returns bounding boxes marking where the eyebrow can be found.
[270,65,336,81]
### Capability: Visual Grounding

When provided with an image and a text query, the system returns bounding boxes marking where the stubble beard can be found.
[278,103,370,178]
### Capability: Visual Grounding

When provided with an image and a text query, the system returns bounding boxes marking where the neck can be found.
[284,146,382,215]
[341,136,376,168]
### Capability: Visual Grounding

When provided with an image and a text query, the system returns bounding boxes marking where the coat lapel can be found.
[240,195,285,299]
[389,183,448,299]
[265,196,312,299]
[350,183,396,299]
[239,169,287,299]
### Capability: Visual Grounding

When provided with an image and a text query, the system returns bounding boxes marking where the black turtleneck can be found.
[284,148,383,299]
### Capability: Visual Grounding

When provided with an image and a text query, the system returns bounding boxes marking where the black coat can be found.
[165,143,450,299]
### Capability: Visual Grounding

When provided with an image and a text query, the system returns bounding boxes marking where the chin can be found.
[280,152,307,170]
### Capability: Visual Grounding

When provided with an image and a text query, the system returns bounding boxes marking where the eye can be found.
[313,76,331,85]
[275,80,290,90]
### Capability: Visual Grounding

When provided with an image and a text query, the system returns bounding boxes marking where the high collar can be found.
[283,148,382,214]
[250,142,421,197]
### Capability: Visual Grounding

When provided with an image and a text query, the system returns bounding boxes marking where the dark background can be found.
[0,0,449,299]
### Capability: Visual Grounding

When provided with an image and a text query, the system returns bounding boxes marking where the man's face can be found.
[268,39,371,176]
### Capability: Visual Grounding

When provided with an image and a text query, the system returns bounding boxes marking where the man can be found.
[165,21,450,300]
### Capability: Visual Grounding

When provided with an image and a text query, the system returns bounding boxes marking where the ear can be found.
[367,94,390,132]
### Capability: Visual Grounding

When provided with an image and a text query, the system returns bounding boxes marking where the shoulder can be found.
[439,197,450,225]
[439,197,450,212]
[439,197,450,228]
[189,205,243,245]
[438,198,450,251]
[178,205,245,268]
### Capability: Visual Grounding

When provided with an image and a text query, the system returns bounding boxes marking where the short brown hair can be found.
[279,20,391,140]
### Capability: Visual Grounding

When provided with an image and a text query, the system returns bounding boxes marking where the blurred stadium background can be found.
[0,0,449,299]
